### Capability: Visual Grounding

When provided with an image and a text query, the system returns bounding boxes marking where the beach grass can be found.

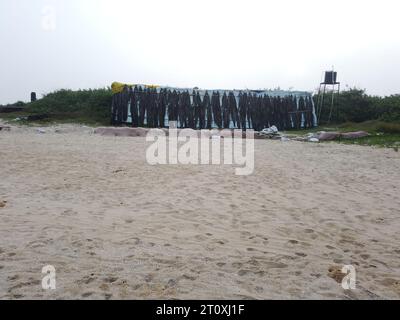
[284,120,400,149]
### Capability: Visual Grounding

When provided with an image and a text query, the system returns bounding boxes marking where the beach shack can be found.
[111,82,317,130]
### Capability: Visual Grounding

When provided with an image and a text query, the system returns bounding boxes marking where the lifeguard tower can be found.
[316,70,340,124]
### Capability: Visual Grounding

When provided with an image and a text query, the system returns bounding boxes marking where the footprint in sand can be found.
[182,274,197,281]
[8,279,41,292]
[104,276,118,284]
[104,294,113,300]
[61,209,77,216]
[379,278,400,292]
[144,274,154,283]
[265,262,288,268]
[132,284,142,290]
[167,279,177,288]
[255,286,264,293]
[27,240,49,249]
[248,259,260,266]
[238,270,249,276]
[79,275,96,285]
[195,234,207,241]
[82,292,94,298]
[99,283,109,291]
[295,252,307,257]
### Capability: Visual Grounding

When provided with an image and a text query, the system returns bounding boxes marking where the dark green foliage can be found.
[0,101,26,108]
[379,95,400,122]
[26,88,112,125]
[314,88,400,124]
[13,101,27,107]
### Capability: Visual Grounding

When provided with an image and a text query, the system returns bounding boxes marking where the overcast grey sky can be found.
[1,0,399,104]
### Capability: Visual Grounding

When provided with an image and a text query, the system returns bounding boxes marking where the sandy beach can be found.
[0,123,399,300]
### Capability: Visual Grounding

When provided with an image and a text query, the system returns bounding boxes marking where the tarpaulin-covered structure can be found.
[111,82,317,130]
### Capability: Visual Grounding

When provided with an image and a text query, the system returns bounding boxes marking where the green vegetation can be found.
[308,88,400,148]
[337,133,400,149]
[375,122,400,134]
[0,88,112,126]
[285,121,400,149]
[0,101,27,108]
[336,122,400,149]
[315,88,400,124]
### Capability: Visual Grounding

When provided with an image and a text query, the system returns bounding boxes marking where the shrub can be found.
[376,122,400,134]
[314,89,400,124]
[26,88,112,124]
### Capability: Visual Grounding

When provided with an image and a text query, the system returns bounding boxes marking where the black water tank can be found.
[324,71,337,84]
[31,92,37,102]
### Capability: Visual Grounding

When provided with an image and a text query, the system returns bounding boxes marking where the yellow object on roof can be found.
[145,84,160,89]
[111,82,160,94]
[111,82,133,94]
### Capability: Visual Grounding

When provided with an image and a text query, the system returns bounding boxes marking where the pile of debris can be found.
[257,126,287,140]
[13,114,49,122]
[256,126,370,143]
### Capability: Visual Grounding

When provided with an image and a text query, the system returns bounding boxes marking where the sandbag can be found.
[341,131,369,139]
[318,132,340,141]
[318,131,369,141]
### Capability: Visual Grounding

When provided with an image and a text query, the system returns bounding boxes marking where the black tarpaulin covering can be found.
[111,84,317,130]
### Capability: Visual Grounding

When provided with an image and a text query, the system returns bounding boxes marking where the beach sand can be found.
[0,123,399,299]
